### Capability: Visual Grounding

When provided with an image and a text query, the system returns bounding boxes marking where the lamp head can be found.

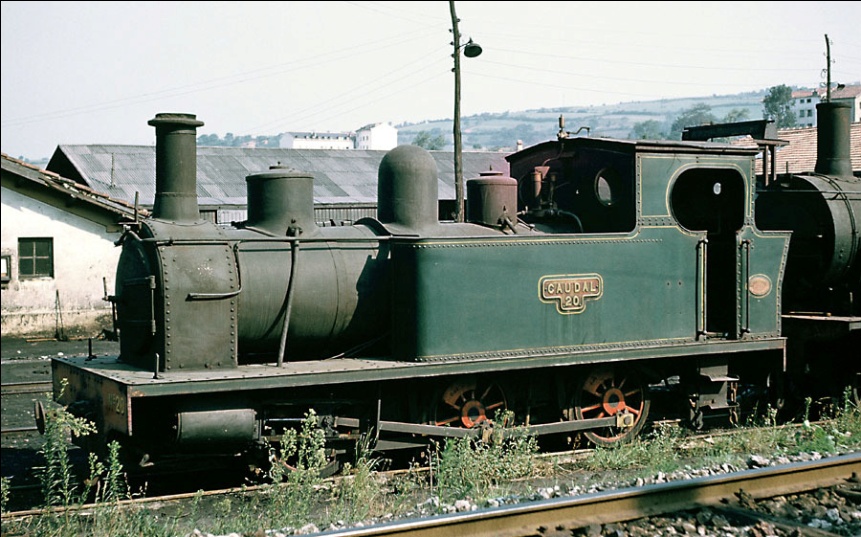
[463,38,482,58]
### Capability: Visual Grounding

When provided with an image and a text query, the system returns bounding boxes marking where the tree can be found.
[762,85,797,128]
[670,103,717,139]
[412,131,446,150]
[632,120,665,140]
[197,133,221,146]
[722,108,750,123]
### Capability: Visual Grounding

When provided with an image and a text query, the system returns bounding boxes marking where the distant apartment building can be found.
[792,90,819,127]
[279,131,354,150]
[791,85,861,127]
[355,123,398,150]
[279,122,398,150]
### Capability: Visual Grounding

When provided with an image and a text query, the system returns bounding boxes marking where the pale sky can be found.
[2,1,859,160]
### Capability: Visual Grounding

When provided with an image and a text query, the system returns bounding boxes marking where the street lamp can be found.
[449,1,481,222]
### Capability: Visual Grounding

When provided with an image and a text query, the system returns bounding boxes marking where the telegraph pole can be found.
[449,1,481,222]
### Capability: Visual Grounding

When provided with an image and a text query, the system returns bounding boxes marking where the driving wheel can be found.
[572,366,650,446]
[434,378,507,428]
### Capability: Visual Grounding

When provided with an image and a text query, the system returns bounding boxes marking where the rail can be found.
[311,452,861,537]
[1,381,52,395]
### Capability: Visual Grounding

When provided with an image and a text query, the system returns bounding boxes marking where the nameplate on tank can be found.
[539,274,603,314]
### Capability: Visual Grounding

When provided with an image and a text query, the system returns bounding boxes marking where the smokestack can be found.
[814,102,852,179]
[148,113,204,222]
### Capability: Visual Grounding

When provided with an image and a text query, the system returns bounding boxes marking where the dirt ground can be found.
[1,335,120,363]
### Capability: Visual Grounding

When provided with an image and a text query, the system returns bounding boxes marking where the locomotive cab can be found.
[506,134,787,342]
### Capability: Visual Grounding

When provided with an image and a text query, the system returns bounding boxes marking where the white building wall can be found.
[836,94,861,123]
[279,133,354,149]
[791,87,861,127]
[1,187,120,338]
[793,91,819,128]
[355,123,398,150]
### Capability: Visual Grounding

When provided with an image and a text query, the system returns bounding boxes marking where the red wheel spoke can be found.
[580,403,602,414]
[435,415,461,426]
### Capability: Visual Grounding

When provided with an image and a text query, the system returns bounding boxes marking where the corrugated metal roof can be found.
[49,145,511,208]
[1,152,146,220]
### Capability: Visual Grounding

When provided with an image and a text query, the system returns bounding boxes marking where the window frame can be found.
[18,237,54,279]
[0,254,10,285]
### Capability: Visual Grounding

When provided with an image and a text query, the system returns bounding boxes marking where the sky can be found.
[2,1,860,160]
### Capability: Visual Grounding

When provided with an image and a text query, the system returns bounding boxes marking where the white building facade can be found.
[278,123,398,150]
[355,123,398,150]
[791,85,861,127]
[279,132,354,150]
[1,156,134,338]
[792,89,819,128]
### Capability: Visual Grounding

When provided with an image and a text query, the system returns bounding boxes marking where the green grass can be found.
[3,387,858,536]
[578,385,861,488]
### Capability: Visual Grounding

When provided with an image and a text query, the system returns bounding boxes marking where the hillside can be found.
[396,89,769,152]
[14,90,770,169]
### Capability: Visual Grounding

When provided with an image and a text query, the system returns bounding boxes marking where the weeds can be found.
[1,476,9,513]
[579,384,861,485]
[5,387,859,536]
[3,383,183,537]
[327,437,385,524]
[583,421,684,476]
[261,408,329,528]
[36,380,97,508]
[793,387,861,455]
[430,410,539,505]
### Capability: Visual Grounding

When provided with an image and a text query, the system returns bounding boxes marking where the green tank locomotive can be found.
[50,111,798,470]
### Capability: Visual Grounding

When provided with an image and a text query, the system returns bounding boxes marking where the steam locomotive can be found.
[45,102,859,472]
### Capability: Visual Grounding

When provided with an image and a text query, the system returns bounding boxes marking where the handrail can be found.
[697,238,708,339]
[741,239,752,336]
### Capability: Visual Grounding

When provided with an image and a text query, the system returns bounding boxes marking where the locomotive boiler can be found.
[46,106,858,471]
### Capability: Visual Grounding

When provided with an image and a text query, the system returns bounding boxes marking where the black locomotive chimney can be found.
[148,113,204,222]
[814,102,853,179]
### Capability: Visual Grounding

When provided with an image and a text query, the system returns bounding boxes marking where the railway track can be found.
[1,381,52,396]
[300,452,861,537]
[3,450,858,535]
[1,381,51,438]
[1,425,39,437]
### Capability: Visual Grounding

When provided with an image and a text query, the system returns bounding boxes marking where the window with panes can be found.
[18,238,53,278]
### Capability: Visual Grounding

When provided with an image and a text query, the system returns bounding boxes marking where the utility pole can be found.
[449,1,481,222]
[824,34,832,102]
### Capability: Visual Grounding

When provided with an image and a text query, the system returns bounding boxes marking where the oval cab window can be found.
[595,168,616,206]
